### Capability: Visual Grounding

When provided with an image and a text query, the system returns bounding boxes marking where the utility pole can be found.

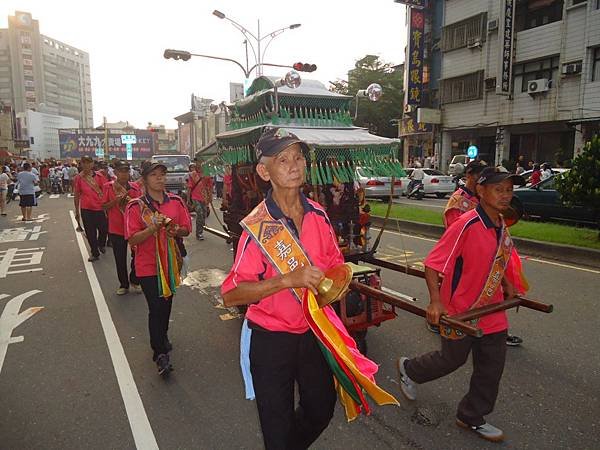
[103,116,108,161]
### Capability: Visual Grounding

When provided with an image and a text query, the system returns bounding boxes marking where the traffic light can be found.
[163,49,191,61]
[292,62,317,72]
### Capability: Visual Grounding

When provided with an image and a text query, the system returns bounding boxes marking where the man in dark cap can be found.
[125,161,191,375]
[221,128,343,449]
[397,167,525,443]
[102,161,143,295]
[73,156,109,261]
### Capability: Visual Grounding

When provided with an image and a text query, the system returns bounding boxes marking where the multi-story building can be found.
[0,11,93,128]
[437,0,600,171]
[175,95,227,158]
[147,123,178,154]
[19,109,79,160]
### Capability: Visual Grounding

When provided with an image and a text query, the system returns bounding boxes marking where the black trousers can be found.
[139,276,173,358]
[81,209,108,257]
[405,330,508,427]
[109,233,139,288]
[250,328,336,450]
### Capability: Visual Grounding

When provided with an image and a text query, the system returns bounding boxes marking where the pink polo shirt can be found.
[424,205,511,335]
[221,192,344,334]
[73,171,108,211]
[188,172,213,203]
[102,180,142,236]
[124,193,192,277]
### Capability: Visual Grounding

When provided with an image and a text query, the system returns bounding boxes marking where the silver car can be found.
[356,167,403,199]
[401,168,455,198]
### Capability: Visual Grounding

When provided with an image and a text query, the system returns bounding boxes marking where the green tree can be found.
[330,55,403,138]
[555,136,600,236]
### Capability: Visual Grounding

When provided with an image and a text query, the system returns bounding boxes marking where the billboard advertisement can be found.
[59,130,157,160]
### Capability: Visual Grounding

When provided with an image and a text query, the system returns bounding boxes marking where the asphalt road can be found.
[0,193,598,449]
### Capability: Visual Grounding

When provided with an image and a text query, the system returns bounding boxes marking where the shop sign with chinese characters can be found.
[499,0,515,94]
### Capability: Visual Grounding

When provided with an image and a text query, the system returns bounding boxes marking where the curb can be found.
[371,216,600,270]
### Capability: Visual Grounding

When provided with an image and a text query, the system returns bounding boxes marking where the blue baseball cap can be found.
[255,128,309,160]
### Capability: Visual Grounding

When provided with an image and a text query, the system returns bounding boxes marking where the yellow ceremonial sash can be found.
[441,217,513,340]
[444,190,478,217]
[240,200,310,301]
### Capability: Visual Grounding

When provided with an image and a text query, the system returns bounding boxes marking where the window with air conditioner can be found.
[440,71,484,104]
[513,56,559,92]
[442,13,488,52]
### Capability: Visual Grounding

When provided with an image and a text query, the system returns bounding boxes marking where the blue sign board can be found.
[121,134,137,145]
[467,145,479,158]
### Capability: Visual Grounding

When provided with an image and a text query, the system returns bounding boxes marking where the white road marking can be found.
[68,210,158,450]
[374,227,600,274]
[524,257,600,274]
[0,247,45,277]
[49,194,59,199]
[0,290,44,375]
[381,286,417,302]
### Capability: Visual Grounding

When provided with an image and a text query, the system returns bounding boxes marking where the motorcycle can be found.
[406,179,425,200]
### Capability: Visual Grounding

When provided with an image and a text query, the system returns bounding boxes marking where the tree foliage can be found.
[330,55,403,138]
[555,136,600,230]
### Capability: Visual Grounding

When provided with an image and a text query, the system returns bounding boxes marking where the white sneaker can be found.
[131,284,142,293]
[456,418,504,442]
[397,357,417,401]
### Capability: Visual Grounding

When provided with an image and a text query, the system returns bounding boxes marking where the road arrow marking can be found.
[0,290,44,375]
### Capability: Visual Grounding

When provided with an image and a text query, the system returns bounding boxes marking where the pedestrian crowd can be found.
[1,136,537,448]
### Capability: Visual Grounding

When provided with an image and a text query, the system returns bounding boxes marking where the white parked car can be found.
[401,168,455,198]
[356,167,403,199]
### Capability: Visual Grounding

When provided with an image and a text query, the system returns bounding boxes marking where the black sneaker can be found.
[98,246,106,254]
[196,234,204,241]
[506,334,523,347]
[88,255,99,262]
[156,354,172,376]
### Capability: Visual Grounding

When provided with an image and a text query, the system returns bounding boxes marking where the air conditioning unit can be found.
[487,19,499,32]
[527,78,550,95]
[484,77,497,91]
[467,39,483,49]
[561,62,582,75]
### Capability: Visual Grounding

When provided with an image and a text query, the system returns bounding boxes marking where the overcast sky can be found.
[2,0,408,129]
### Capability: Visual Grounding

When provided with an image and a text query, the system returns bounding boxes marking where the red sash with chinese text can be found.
[240,200,310,302]
[441,217,513,339]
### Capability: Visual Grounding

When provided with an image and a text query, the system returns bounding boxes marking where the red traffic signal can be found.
[292,62,317,73]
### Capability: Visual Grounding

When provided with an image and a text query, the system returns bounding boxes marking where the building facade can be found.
[175,96,227,158]
[437,0,600,171]
[0,11,93,129]
[19,109,79,160]
[0,105,16,154]
[147,123,178,154]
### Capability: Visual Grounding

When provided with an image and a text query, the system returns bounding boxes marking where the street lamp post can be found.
[212,10,301,77]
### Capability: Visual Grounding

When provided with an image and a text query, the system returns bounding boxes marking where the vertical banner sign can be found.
[406,7,425,106]
[499,0,515,94]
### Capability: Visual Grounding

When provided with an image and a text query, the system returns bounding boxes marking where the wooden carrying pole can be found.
[360,256,553,316]
[349,281,483,338]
